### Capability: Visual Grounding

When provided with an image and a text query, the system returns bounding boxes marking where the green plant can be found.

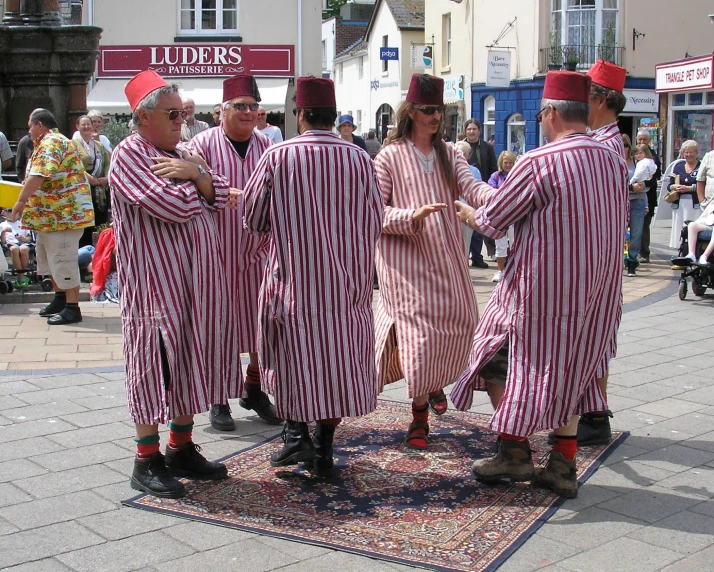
[548,31,562,66]
[599,24,617,62]
[563,46,579,64]
[102,118,131,147]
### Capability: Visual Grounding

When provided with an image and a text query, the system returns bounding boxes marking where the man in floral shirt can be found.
[9,108,94,325]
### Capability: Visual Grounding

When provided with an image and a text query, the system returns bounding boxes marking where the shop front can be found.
[442,74,465,142]
[655,53,714,165]
[370,78,400,142]
[618,87,660,148]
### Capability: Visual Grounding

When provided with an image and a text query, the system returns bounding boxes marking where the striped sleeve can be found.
[374,149,423,235]
[243,150,273,234]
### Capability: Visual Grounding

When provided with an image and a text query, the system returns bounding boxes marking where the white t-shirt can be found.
[1,220,32,247]
[72,131,112,153]
[630,157,657,185]
[260,125,283,144]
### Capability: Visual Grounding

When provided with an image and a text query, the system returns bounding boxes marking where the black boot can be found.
[626,259,638,277]
[239,383,283,425]
[165,442,228,480]
[270,420,315,467]
[47,305,82,325]
[311,423,337,477]
[209,404,236,431]
[577,410,613,446]
[39,293,66,317]
[131,452,186,498]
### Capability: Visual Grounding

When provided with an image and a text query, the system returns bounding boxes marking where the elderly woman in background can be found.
[488,150,516,283]
[668,140,701,249]
[73,115,111,246]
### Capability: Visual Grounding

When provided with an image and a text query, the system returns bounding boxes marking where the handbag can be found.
[663,190,679,203]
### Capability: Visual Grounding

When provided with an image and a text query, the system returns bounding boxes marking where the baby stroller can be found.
[671,221,714,300]
[0,213,53,295]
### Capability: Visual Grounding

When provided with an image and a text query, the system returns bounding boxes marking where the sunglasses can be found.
[292,108,300,116]
[415,106,444,115]
[156,109,188,120]
[535,105,549,123]
[231,102,260,112]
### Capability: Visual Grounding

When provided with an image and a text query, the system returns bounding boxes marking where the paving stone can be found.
[0,517,19,536]
[79,506,183,541]
[0,521,104,568]
[31,442,131,472]
[0,483,33,508]
[255,534,332,560]
[45,422,134,449]
[58,406,130,428]
[632,398,708,418]
[0,379,41,396]
[25,373,106,389]
[610,410,668,436]
[0,395,29,409]
[57,530,196,572]
[678,386,714,407]
[15,464,126,499]
[0,459,48,485]
[537,506,645,550]
[490,533,581,572]
[634,443,714,474]
[661,545,714,572]
[16,386,99,405]
[0,436,64,462]
[0,557,75,571]
[606,369,670,388]
[598,486,702,524]
[558,536,682,572]
[684,431,714,453]
[600,442,648,466]
[0,417,78,443]
[656,465,714,499]
[627,509,714,555]
[609,381,684,402]
[659,374,714,391]
[2,401,88,424]
[0,490,117,529]
[153,537,299,572]
[625,424,696,451]
[585,460,677,490]
[163,520,256,551]
[72,394,126,410]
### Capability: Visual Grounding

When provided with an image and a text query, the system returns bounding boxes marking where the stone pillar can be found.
[41,0,63,26]
[19,0,43,24]
[68,83,88,132]
[1,0,22,25]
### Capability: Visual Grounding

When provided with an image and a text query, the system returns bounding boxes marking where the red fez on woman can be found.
[542,70,591,103]
[125,70,169,112]
[223,74,261,103]
[295,77,336,108]
[406,74,444,106]
[587,60,626,93]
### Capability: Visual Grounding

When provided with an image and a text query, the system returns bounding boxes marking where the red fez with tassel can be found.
[125,70,169,112]
[587,60,626,93]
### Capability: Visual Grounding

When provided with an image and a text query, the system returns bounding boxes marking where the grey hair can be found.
[132,84,181,124]
[87,109,103,119]
[680,139,698,151]
[636,129,651,141]
[542,98,589,125]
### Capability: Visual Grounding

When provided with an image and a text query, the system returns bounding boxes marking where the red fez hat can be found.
[295,77,336,108]
[125,70,169,112]
[223,74,261,103]
[587,59,626,93]
[406,74,444,106]
[542,71,591,103]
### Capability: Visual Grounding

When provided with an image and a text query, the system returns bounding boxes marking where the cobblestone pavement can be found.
[1,223,713,571]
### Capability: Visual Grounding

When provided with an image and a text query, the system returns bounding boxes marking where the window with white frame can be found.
[551,0,619,66]
[507,113,526,157]
[322,40,327,69]
[483,96,496,145]
[382,35,389,73]
[442,14,452,68]
[179,0,238,35]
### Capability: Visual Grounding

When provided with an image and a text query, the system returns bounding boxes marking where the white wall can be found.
[335,52,371,134]
[321,17,337,77]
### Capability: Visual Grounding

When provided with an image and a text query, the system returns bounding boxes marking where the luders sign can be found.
[98,45,295,78]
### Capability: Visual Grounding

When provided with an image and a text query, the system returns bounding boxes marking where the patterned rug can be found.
[125,400,626,572]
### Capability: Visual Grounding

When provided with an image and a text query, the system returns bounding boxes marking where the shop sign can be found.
[655,54,714,93]
[443,75,464,102]
[486,50,511,88]
[623,89,658,113]
[380,47,399,61]
[97,45,295,78]
[410,45,433,69]
[370,80,399,91]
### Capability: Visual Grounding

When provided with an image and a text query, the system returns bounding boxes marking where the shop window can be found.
[507,113,526,157]
[707,92,714,106]
[673,93,686,106]
[483,96,496,144]
[673,109,712,158]
[551,0,619,67]
[442,14,452,68]
[688,92,703,106]
[179,0,238,35]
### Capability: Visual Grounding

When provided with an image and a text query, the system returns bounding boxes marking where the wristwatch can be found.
[193,165,207,182]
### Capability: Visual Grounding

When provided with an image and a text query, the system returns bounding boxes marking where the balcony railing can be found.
[540,44,625,73]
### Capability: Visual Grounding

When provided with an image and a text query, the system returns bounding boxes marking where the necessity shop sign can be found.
[97,45,295,78]
[655,54,714,93]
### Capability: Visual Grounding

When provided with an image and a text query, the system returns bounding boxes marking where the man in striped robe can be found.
[189,74,281,431]
[373,73,487,452]
[110,71,236,498]
[243,77,383,477]
[451,71,629,498]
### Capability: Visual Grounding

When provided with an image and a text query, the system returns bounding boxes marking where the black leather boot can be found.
[39,294,66,317]
[131,452,186,498]
[270,420,315,467]
[239,383,283,425]
[312,423,337,477]
[164,442,228,480]
[577,410,613,446]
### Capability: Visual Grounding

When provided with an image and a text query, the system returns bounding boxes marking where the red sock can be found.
[501,432,528,444]
[553,435,578,461]
[167,422,193,449]
[246,364,260,385]
[407,403,429,449]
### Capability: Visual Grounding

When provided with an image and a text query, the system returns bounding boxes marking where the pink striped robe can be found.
[109,133,238,425]
[373,141,488,398]
[188,128,270,364]
[243,130,384,422]
[591,122,626,380]
[450,134,629,437]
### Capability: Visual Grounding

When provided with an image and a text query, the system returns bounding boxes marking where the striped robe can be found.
[109,133,238,425]
[188,128,270,368]
[243,130,384,422]
[450,134,629,437]
[373,140,489,398]
[591,122,626,380]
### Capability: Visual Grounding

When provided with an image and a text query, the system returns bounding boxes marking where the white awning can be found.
[87,77,290,115]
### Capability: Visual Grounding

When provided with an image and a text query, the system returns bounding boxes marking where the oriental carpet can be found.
[125,400,626,572]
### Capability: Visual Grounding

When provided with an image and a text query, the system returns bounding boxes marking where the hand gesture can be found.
[228,188,242,209]
[8,201,25,223]
[180,150,209,169]
[413,203,447,222]
[454,200,475,226]
[150,156,200,181]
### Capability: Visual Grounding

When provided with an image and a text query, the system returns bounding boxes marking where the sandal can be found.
[428,390,448,416]
[404,421,430,450]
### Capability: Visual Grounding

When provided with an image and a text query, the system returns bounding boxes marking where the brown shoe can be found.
[471,437,535,483]
[533,451,578,498]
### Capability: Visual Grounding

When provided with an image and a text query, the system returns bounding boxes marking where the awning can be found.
[87,77,290,114]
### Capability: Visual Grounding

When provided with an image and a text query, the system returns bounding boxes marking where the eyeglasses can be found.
[414,106,444,115]
[257,113,267,117]
[292,108,300,116]
[535,106,550,123]
[231,102,260,112]
[156,109,188,121]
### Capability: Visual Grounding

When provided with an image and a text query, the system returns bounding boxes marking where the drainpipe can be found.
[297,0,303,76]
[87,0,96,90]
